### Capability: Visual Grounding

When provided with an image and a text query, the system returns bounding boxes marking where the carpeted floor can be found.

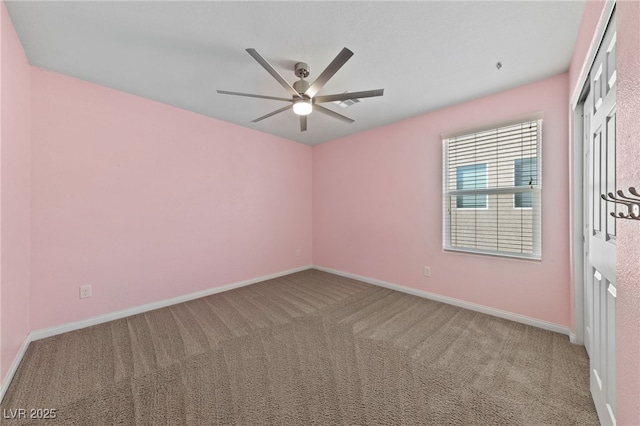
[1,269,598,425]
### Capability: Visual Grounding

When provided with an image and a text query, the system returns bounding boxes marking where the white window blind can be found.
[443,120,542,259]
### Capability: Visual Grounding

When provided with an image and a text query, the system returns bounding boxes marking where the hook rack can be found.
[601,187,640,220]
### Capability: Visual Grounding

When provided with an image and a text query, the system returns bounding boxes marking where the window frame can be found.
[442,119,542,260]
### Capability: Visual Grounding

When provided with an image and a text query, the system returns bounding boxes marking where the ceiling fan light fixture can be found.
[293,98,313,116]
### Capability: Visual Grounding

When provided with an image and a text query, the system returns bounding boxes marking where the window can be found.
[456,164,487,209]
[514,157,537,208]
[443,120,541,259]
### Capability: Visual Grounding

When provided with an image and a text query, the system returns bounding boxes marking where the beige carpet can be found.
[1,269,598,425]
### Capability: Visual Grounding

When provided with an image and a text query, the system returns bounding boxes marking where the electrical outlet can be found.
[79,285,92,299]
[423,266,431,277]
[296,248,301,257]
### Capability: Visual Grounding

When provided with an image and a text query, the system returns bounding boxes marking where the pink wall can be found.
[29,69,312,330]
[0,2,31,382]
[616,2,640,423]
[313,73,570,326]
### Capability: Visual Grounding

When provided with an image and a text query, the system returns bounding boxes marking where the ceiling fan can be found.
[217,48,384,132]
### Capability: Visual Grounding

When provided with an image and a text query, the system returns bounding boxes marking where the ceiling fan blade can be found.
[217,90,291,102]
[246,48,301,99]
[314,89,384,104]
[305,47,354,98]
[251,104,293,123]
[314,104,354,124]
[300,115,307,132]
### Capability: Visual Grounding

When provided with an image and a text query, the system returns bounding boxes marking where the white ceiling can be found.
[6,1,586,146]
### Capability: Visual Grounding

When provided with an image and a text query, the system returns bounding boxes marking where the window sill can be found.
[443,247,541,262]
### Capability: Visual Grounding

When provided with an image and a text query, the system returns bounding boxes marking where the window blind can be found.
[443,120,542,259]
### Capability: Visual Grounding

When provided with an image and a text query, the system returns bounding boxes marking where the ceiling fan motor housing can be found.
[293,79,310,95]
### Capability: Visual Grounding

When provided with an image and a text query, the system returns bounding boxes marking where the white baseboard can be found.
[313,265,571,336]
[0,333,32,403]
[30,265,312,342]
